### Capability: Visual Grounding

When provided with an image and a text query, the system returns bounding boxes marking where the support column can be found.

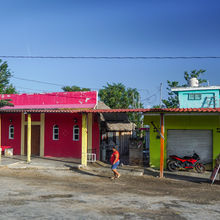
[160,113,165,178]
[81,113,88,166]
[40,113,45,157]
[87,113,93,154]
[27,114,31,163]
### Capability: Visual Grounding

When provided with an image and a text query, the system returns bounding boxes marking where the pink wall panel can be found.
[1,113,21,155]
[44,113,82,158]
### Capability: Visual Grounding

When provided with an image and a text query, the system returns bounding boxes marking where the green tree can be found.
[162,80,180,108]
[0,59,17,107]
[183,69,207,85]
[99,83,143,131]
[62,85,91,92]
[162,69,207,108]
[0,59,17,94]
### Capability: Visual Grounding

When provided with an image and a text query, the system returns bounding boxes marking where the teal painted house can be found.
[171,78,220,108]
[144,78,220,170]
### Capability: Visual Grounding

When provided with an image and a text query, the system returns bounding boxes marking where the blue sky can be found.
[0,0,220,107]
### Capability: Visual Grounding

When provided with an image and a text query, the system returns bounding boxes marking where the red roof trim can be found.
[0,108,220,113]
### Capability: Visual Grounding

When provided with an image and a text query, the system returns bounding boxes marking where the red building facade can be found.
[0,91,100,162]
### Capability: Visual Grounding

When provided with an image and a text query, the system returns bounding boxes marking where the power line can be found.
[141,88,160,102]
[12,76,66,87]
[15,83,158,105]
[1,55,220,59]
[16,86,56,93]
[11,75,149,92]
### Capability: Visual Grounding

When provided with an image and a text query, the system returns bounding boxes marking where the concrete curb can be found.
[2,161,81,171]
[86,165,144,176]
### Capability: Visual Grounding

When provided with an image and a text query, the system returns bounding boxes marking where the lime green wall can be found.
[144,114,220,169]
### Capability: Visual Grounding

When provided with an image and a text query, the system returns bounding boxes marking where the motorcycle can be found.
[167,153,206,173]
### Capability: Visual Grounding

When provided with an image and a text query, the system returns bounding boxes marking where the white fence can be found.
[87,153,96,162]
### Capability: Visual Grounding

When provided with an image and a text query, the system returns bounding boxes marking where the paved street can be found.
[0,165,219,220]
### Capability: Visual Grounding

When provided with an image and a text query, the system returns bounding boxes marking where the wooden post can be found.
[160,113,165,178]
[27,114,31,163]
[81,113,88,166]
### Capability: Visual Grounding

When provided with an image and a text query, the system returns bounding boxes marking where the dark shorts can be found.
[111,160,120,170]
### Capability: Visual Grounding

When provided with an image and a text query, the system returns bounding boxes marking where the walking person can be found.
[110,146,120,179]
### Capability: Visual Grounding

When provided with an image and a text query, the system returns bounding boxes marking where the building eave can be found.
[171,86,220,92]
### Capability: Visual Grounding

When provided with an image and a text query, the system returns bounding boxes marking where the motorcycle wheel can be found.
[195,163,206,173]
[167,160,178,172]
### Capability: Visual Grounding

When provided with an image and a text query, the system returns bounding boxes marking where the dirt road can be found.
[0,167,219,220]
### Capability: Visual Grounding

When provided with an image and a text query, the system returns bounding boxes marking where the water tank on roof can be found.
[188,77,199,87]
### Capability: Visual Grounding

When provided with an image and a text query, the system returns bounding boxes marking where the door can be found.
[24,125,40,156]
[167,129,212,164]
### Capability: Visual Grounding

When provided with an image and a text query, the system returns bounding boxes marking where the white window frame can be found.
[73,125,80,141]
[9,124,14,139]
[188,93,201,100]
[53,125,59,140]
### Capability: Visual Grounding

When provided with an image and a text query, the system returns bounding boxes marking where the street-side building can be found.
[171,78,220,108]
[142,78,220,170]
[96,101,135,162]
[144,109,220,169]
[0,91,100,164]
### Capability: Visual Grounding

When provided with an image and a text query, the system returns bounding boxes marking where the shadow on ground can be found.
[144,168,210,184]
[65,164,106,178]
[11,155,80,164]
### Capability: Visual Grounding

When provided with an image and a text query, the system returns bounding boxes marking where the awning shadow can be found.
[144,169,210,184]
[64,164,107,178]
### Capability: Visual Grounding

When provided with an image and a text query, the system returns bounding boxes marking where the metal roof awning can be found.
[0,107,220,114]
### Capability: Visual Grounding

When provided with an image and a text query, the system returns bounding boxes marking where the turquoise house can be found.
[171,80,220,108]
[144,78,220,170]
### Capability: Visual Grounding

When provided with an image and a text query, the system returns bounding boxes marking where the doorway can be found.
[24,125,40,156]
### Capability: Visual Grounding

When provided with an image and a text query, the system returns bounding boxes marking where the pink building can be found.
[0,91,100,163]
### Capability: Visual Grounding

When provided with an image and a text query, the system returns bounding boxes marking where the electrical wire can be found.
[13,76,66,87]
[16,86,56,93]
[11,76,150,92]
[14,86,97,101]
[1,55,220,59]
[141,88,160,102]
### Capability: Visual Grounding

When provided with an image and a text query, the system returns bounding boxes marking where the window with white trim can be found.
[53,125,59,140]
[73,125,79,141]
[9,125,14,139]
[188,93,201,100]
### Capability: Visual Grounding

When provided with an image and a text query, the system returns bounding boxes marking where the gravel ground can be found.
[0,167,219,220]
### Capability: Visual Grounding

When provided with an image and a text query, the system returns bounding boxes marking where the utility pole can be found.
[160,83,163,107]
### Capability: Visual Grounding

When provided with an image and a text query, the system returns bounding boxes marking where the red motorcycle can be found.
[167,153,205,173]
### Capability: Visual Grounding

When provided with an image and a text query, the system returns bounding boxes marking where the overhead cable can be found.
[1,55,220,59]
[11,76,149,92]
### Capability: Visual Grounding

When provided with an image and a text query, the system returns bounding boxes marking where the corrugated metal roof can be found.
[0,107,220,113]
[83,108,220,113]
[0,91,97,110]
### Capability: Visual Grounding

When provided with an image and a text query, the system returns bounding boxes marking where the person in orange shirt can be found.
[110,146,120,179]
